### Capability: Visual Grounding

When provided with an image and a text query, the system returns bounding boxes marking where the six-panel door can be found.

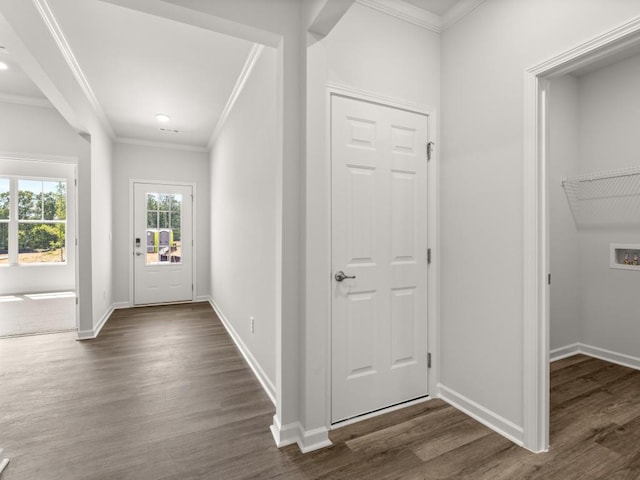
[331,95,430,422]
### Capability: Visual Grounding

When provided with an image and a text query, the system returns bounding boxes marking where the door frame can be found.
[523,17,640,453]
[128,179,197,307]
[325,83,439,427]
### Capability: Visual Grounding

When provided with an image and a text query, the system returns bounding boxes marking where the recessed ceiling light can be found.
[155,113,170,123]
[0,62,8,71]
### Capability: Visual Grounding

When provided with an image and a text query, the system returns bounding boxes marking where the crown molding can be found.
[0,93,54,109]
[208,43,264,150]
[356,0,442,33]
[33,0,115,138]
[115,137,208,153]
[441,0,485,31]
[0,151,77,164]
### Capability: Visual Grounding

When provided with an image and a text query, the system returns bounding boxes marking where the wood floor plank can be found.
[550,353,591,372]
[329,400,446,444]
[410,414,492,463]
[1,307,640,480]
[550,356,614,388]
[410,431,515,479]
[551,361,633,407]
[595,420,640,458]
[345,400,473,454]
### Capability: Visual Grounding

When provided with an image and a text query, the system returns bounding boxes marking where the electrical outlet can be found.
[250,316,255,333]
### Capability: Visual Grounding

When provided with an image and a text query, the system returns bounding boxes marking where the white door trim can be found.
[523,15,640,453]
[128,179,197,307]
[325,82,439,427]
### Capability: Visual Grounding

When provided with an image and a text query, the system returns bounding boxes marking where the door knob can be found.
[135,251,143,256]
[335,270,356,282]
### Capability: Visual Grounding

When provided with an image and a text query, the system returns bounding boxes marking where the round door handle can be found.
[135,251,143,256]
[335,270,356,282]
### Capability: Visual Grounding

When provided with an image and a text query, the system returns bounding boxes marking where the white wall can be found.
[0,102,81,156]
[303,1,440,436]
[112,142,210,304]
[209,46,278,390]
[323,2,440,107]
[89,131,113,328]
[0,102,81,295]
[440,0,640,438]
[548,76,581,351]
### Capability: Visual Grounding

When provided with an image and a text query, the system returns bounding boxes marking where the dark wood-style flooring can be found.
[1,303,640,479]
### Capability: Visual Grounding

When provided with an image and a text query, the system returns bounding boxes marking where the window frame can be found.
[0,177,9,265]
[0,175,69,267]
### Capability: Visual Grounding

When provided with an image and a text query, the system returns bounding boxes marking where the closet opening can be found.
[548,47,640,445]
[524,19,640,453]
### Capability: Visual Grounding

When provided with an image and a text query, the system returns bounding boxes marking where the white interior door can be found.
[331,95,430,423]
[133,183,193,305]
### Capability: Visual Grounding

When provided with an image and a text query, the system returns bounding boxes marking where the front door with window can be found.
[133,183,193,305]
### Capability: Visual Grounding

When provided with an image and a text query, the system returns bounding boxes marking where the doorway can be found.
[523,19,640,452]
[330,94,430,423]
[132,182,193,305]
[0,157,77,336]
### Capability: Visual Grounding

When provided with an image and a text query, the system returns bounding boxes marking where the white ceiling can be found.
[0,0,465,149]
[43,0,254,149]
[401,0,463,16]
[0,47,47,101]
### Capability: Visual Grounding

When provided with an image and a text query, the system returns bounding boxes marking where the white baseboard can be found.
[77,304,114,340]
[549,343,580,362]
[438,383,524,446]
[112,301,130,310]
[195,295,209,303]
[298,425,332,453]
[270,415,332,453]
[270,415,298,447]
[551,342,640,371]
[580,344,640,371]
[208,297,276,405]
[0,447,9,474]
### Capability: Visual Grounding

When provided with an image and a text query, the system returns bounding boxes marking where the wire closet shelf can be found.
[561,165,640,228]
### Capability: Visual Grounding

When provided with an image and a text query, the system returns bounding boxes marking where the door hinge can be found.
[427,352,432,369]
[427,248,432,264]
[192,284,194,292]
[427,141,435,161]
[75,298,79,305]
[75,238,78,246]
[548,273,551,285]
[74,179,77,187]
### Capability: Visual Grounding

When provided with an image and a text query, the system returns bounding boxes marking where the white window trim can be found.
[0,175,69,266]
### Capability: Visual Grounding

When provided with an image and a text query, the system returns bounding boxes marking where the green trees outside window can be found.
[0,179,8,264]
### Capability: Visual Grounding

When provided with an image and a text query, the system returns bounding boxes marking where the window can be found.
[145,193,182,264]
[0,177,67,265]
[0,179,8,265]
